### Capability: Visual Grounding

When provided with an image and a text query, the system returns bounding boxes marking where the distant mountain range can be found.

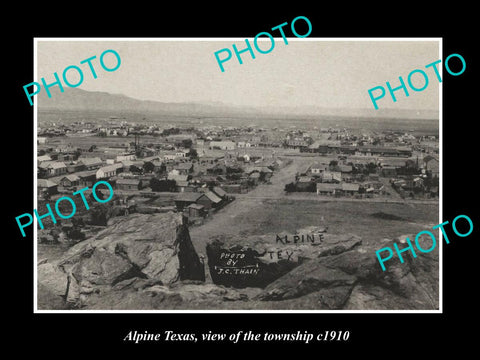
[37,87,439,121]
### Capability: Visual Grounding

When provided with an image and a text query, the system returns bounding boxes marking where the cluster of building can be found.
[38,119,130,139]
[389,155,439,198]
[36,120,439,237]
[290,160,384,197]
[36,128,288,227]
[288,151,439,199]
[301,144,413,157]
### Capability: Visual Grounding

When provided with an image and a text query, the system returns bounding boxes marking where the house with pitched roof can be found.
[173,162,194,175]
[77,170,97,188]
[174,190,222,212]
[42,161,67,177]
[211,186,227,200]
[37,179,58,196]
[77,157,103,170]
[59,174,80,188]
[309,162,328,175]
[316,183,341,195]
[187,203,206,218]
[37,154,52,164]
[321,171,342,183]
[175,193,205,211]
[96,163,123,179]
[116,178,142,191]
[202,190,223,208]
[341,183,360,195]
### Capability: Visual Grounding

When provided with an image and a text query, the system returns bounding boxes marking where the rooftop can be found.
[175,192,204,202]
[212,186,227,197]
[37,179,57,188]
[98,163,123,172]
[341,183,359,191]
[204,190,222,203]
[61,174,80,182]
[37,155,52,162]
[78,157,103,165]
[47,162,67,169]
[316,183,342,191]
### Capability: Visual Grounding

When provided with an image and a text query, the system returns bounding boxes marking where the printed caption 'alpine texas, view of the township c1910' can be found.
[34,40,440,312]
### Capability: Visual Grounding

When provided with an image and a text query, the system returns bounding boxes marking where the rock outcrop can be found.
[38,215,439,310]
[38,212,205,309]
[255,235,439,310]
[206,227,361,289]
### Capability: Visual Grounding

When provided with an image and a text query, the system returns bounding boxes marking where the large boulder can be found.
[254,234,439,310]
[206,227,361,288]
[37,212,205,309]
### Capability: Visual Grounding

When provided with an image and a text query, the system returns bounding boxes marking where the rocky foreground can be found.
[37,212,439,310]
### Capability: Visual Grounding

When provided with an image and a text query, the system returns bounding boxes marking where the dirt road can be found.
[189,158,310,253]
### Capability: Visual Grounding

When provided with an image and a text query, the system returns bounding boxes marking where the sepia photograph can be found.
[33,39,441,312]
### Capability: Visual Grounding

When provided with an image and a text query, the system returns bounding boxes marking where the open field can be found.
[190,197,438,254]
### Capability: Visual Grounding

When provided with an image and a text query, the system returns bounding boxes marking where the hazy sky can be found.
[36,39,440,111]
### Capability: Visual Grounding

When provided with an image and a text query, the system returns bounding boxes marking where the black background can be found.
[6,4,478,355]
